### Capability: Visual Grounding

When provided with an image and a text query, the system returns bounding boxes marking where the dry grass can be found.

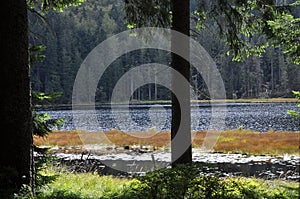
[210,129,300,155]
[34,129,300,155]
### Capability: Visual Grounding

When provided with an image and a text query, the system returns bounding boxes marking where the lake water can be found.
[39,102,300,132]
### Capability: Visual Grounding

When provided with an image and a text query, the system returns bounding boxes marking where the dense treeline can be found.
[29,0,300,104]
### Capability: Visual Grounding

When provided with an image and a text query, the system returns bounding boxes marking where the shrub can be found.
[127,165,299,199]
[288,91,300,118]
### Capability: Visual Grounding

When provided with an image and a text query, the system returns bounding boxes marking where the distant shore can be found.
[34,97,298,109]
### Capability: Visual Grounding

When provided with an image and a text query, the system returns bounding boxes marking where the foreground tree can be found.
[170,0,192,165]
[125,0,192,165]
[0,0,84,196]
[0,0,33,196]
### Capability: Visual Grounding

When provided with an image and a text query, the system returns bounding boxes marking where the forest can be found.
[29,0,300,104]
[1,0,300,198]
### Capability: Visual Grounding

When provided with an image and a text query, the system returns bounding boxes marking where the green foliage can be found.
[288,91,300,118]
[221,177,300,199]
[130,164,226,199]
[35,157,59,188]
[131,165,299,199]
[27,0,86,13]
[32,92,63,106]
[32,112,62,137]
[32,92,64,138]
[31,92,63,193]
[30,166,300,199]
[135,164,200,199]
[125,0,300,65]
[29,45,46,67]
[194,0,300,64]
[267,12,300,65]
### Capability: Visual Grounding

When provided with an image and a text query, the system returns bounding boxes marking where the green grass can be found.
[36,172,129,199]
[13,166,299,199]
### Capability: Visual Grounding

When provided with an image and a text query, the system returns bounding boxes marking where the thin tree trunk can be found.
[171,0,192,165]
[154,68,157,100]
[270,47,275,93]
[0,0,33,195]
[148,84,152,100]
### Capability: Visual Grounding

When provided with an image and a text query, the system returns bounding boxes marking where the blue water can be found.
[38,103,300,132]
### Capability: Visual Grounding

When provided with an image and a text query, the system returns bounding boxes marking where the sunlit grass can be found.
[36,170,129,199]
[33,167,299,199]
[34,129,300,155]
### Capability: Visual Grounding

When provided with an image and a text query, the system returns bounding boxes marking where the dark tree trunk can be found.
[171,0,192,166]
[0,0,33,196]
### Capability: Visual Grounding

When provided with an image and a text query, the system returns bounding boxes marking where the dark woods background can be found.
[29,0,300,104]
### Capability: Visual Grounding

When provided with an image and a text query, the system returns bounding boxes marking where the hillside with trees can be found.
[29,0,300,104]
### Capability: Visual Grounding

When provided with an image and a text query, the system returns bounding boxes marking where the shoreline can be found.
[35,97,298,109]
[35,129,300,180]
[40,150,300,181]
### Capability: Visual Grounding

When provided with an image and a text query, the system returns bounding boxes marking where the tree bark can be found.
[0,0,33,195]
[171,0,192,165]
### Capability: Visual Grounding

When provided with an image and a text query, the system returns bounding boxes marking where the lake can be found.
[38,102,300,132]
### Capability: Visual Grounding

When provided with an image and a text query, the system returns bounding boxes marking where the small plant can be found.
[288,91,300,118]
[134,164,224,199]
[30,45,64,140]
[31,92,64,193]
[237,125,243,130]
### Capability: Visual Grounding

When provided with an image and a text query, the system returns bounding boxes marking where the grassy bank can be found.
[16,166,300,199]
[34,129,300,155]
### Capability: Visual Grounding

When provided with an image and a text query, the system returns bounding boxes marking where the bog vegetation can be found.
[34,129,300,155]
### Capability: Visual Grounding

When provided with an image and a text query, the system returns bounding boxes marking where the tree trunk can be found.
[171,0,192,165]
[0,0,33,196]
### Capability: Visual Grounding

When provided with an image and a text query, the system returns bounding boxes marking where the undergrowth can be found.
[14,164,300,199]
